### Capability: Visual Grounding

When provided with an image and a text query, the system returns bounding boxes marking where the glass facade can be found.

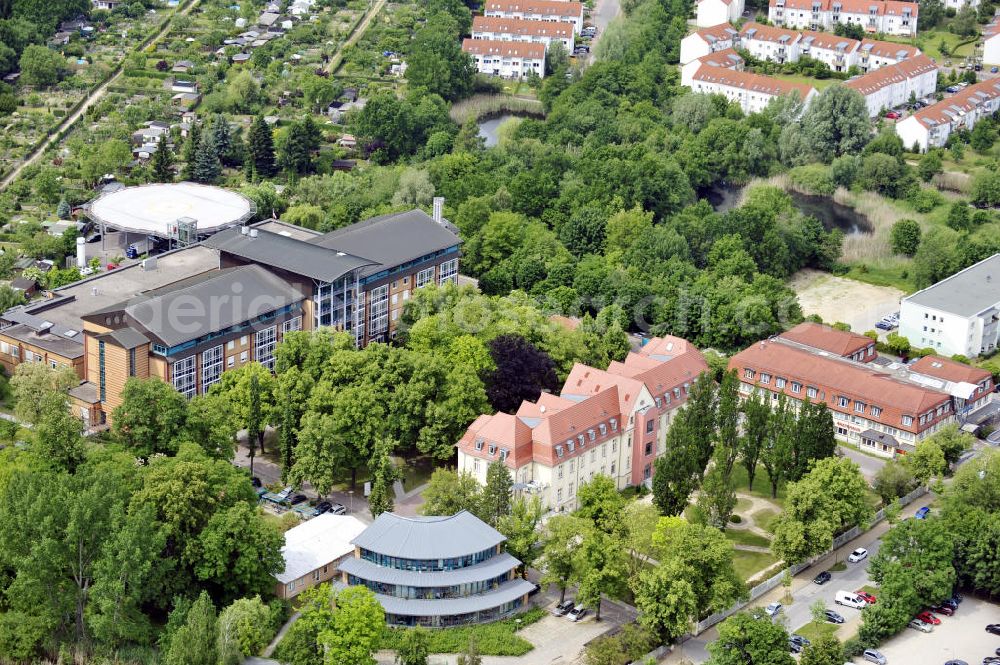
[359,547,497,572]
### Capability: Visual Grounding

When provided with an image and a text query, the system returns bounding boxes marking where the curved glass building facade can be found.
[340,511,535,627]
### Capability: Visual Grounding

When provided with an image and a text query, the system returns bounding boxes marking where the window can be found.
[644,441,653,456]
[98,341,106,402]
[240,335,248,345]
[599,423,607,436]
[368,285,389,337]
[558,465,564,479]
[439,258,458,284]
[871,406,882,417]
[415,267,435,289]
[838,396,849,408]
[128,347,137,377]
[807,386,817,398]
[474,438,484,451]
[488,444,497,455]
[568,482,574,497]
[568,439,575,452]
[499,448,509,462]
[855,401,865,413]
[201,345,223,393]
[645,420,654,434]
[588,429,596,441]
[610,418,617,431]
[227,356,235,368]
[902,415,913,426]
[673,387,681,399]
[255,325,277,371]
[776,377,787,389]
[643,464,651,480]
[557,489,563,502]
[578,434,585,448]
[744,368,755,379]
[473,458,480,473]
[556,445,564,457]
[282,316,302,334]
[791,382,801,393]
[759,373,771,384]
[240,350,248,363]
[172,356,197,398]
[610,462,615,475]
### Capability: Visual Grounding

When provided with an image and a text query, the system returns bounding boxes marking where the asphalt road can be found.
[838,444,887,482]
[587,0,621,64]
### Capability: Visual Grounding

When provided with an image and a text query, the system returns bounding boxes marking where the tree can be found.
[918,151,942,181]
[19,44,65,87]
[739,390,769,491]
[707,610,795,665]
[761,395,794,499]
[497,495,542,575]
[576,474,626,533]
[320,586,385,665]
[714,370,741,477]
[633,561,698,641]
[890,218,921,255]
[575,529,629,621]
[213,363,276,477]
[112,377,189,457]
[248,115,277,178]
[873,459,917,505]
[652,416,701,516]
[456,638,483,665]
[902,438,947,485]
[395,627,430,665]
[217,596,272,665]
[279,115,322,175]
[151,134,174,183]
[800,633,843,665]
[484,334,560,413]
[32,391,85,473]
[273,584,334,665]
[9,362,77,424]
[164,592,217,665]
[368,437,398,518]
[191,132,222,184]
[926,424,971,465]
[771,457,874,564]
[946,201,971,231]
[539,515,591,603]
[792,400,836,480]
[971,170,1000,208]
[194,502,284,604]
[209,114,234,166]
[801,86,871,162]
[405,20,476,101]
[478,460,513,527]
[420,468,481,516]
[698,465,737,530]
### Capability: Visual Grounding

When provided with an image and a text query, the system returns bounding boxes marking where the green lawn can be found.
[795,620,839,643]
[829,561,847,572]
[751,508,780,534]
[773,74,839,90]
[725,529,772,548]
[734,498,753,513]
[381,608,545,656]
[732,550,779,581]
[730,464,787,505]
[881,30,976,61]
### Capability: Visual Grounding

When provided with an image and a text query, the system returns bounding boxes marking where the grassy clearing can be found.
[731,464,786,505]
[795,620,839,643]
[829,561,847,572]
[381,608,545,656]
[773,74,839,90]
[752,508,780,534]
[450,93,544,124]
[732,550,779,581]
[735,498,753,513]
[725,529,772,548]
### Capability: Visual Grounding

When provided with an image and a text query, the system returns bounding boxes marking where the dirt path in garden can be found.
[326,0,389,75]
[0,0,201,191]
[727,492,781,546]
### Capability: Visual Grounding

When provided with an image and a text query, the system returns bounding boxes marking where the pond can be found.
[702,183,873,236]
[476,114,517,147]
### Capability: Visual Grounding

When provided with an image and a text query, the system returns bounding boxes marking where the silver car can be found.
[863,648,887,664]
[908,618,932,633]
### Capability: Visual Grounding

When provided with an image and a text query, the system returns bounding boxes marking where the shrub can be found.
[909,188,943,213]
[729,514,742,524]
[890,219,921,255]
[789,164,836,195]
[381,609,545,657]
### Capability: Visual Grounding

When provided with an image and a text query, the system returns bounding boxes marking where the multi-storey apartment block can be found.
[798,30,860,71]
[769,0,918,37]
[696,0,745,27]
[680,47,744,87]
[462,38,546,79]
[738,22,802,64]
[985,15,1000,65]
[0,199,461,425]
[471,15,575,52]
[688,65,818,113]
[482,0,585,34]
[844,53,937,116]
[857,39,920,71]
[457,336,709,512]
[895,79,1000,152]
[679,23,740,65]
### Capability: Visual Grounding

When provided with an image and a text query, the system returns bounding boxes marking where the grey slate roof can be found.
[904,253,1000,317]
[371,578,535,617]
[310,209,461,279]
[69,381,99,403]
[98,327,150,349]
[339,552,521,587]
[351,511,506,561]
[204,227,376,283]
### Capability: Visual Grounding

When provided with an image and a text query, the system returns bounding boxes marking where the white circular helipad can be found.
[88,182,255,237]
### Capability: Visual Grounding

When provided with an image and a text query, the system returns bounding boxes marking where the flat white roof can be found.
[276,513,367,584]
[88,182,255,236]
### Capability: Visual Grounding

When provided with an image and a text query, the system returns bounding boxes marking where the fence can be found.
[689,485,928,636]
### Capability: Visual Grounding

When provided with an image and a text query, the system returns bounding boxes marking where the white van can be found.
[835,591,866,609]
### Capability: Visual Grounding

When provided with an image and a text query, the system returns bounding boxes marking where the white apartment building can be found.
[858,39,921,71]
[462,39,546,79]
[896,79,1000,152]
[899,254,1000,358]
[696,0,745,27]
[681,48,744,87]
[739,22,802,64]
[844,53,937,116]
[688,64,817,113]
[680,23,740,65]
[483,0,585,34]
[769,0,917,37]
[798,30,860,71]
[985,16,1000,65]
[471,16,575,52]
[456,337,709,512]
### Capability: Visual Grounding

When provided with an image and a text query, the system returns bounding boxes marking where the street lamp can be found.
[348,489,354,513]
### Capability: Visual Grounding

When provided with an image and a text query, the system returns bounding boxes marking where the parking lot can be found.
[852,597,1000,665]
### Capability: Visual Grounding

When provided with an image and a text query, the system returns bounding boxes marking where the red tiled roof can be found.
[693,65,816,98]
[695,23,740,42]
[908,79,1000,128]
[799,29,860,52]
[462,38,545,59]
[692,47,744,69]
[779,322,875,358]
[740,21,801,45]
[484,0,584,17]
[728,339,952,434]
[845,53,936,95]
[910,355,992,386]
[985,15,1000,39]
[472,15,575,38]
[772,0,830,11]
[859,38,920,60]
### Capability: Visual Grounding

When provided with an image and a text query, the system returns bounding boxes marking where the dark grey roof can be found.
[310,209,461,278]
[351,511,505,561]
[859,429,898,446]
[340,552,521,587]
[904,253,1000,317]
[98,327,150,349]
[0,323,84,358]
[120,265,305,347]
[69,381,98,403]
[204,227,376,283]
[370,578,535,617]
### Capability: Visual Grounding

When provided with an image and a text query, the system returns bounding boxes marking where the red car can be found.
[106,263,119,270]
[930,604,955,616]
[886,111,901,119]
[916,611,941,625]
[856,591,877,604]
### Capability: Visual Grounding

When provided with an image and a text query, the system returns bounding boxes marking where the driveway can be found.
[838,445,887,482]
[587,0,621,63]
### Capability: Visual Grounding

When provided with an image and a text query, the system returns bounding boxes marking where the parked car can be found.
[289,494,308,506]
[314,501,333,514]
[916,611,941,625]
[848,548,868,563]
[951,593,964,604]
[856,591,877,604]
[986,624,1000,636]
[87,233,102,243]
[790,634,810,648]
[886,111,901,119]
[992,66,999,73]
[863,648,887,664]
[567,605,588,622]
[983,658,1000,665]
[765,602,783,617]
[836,591,867,609]
[943,660,968,665]
[909,619,933,633]
[552,600,574,616]
[915,506,931,519]
[931,604,954,616]
[327,503,347,515]
[946,86,960,93]
[824,609,845,624]
[788,639,802,654]
[942,598,960,610]
[814,571,832,585]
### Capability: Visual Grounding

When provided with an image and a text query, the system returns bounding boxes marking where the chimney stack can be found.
[432,197,444,224]
[249,228,258,239]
